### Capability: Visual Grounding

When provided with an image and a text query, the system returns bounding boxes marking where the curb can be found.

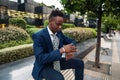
[75,38,96,59]
[75,43,96,59]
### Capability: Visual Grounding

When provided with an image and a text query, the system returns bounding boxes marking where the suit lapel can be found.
[43,28,53,50]
[43,28,63,50]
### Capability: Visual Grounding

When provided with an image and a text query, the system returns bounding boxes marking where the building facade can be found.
[0,0,55,27]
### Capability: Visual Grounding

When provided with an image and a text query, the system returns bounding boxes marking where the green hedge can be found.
[0,26,32,49]
[62,23,75,29]
[0,26,30,43]
[44,20,49,27]
[63,27,96,43]
[26,25,41,37]
[0,38,32,49]
[0,44,33,64]
[0,27,96,65]
[9,18,27,29]
[43,20,75,29]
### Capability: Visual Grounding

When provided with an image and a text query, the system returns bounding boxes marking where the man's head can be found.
[48,9,64,33]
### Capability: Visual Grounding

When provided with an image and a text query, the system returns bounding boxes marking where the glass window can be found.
[9,0,17,2]
[21,0,25,3]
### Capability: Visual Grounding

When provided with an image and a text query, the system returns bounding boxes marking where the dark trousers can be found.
[41,58,84,80]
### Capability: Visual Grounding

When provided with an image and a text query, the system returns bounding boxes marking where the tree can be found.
[103,16,118,33]
[60,0,120,68]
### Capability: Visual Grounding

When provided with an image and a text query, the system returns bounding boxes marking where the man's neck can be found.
[47,26,57,35]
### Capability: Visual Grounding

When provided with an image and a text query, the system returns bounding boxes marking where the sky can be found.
[34,0,64,10]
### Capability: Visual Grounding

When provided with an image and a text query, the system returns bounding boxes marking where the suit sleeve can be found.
[32,33,61,64]
[60,31,76,45]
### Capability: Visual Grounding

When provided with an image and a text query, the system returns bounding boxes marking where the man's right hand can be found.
[60,43,77,54]
[64,43,77,53]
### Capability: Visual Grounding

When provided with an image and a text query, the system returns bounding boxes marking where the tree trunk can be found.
[95,13,102,68]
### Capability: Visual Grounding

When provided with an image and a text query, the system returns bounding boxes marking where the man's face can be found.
[49,16,64,33]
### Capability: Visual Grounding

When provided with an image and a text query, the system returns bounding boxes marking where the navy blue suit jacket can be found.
[32,27,76,80]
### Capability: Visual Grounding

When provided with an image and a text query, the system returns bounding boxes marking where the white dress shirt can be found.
[47,26,65,57]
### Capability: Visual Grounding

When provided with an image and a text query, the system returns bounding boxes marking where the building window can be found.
[0,6,7,19]
[21,0,25,3]
[10,0,17,2]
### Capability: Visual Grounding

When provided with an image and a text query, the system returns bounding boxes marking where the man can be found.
[32,9,84,80]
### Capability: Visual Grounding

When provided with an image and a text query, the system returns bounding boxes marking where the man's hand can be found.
[63,43,77,53]
[65,52,74,60]
[60,43,77,54]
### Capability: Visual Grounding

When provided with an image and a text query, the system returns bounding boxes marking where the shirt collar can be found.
[47,26,57,36]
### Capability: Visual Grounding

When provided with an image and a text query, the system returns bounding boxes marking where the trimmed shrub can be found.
[26,25,41,37]
[0,27,96,64]
[0,38,32,49]
[26,25,35,28]
[43,20,75,29]
[0,26,31,49]
[62,23,75,29]
[63,27,96,43]
[44,20,49,28]
[26,27,41,37]
[9,18,27,29]
[0,26,30,43]
[0,44,33,64]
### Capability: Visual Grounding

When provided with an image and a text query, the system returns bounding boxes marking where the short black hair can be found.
[49,9,64,20]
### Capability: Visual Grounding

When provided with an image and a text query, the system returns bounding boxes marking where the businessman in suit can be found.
[32,9,84,80]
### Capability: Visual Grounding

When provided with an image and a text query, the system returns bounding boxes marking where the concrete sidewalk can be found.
[111,32,120,80]
[84,32,120,80]
[83,37,112,80]
[83,49,112,80]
